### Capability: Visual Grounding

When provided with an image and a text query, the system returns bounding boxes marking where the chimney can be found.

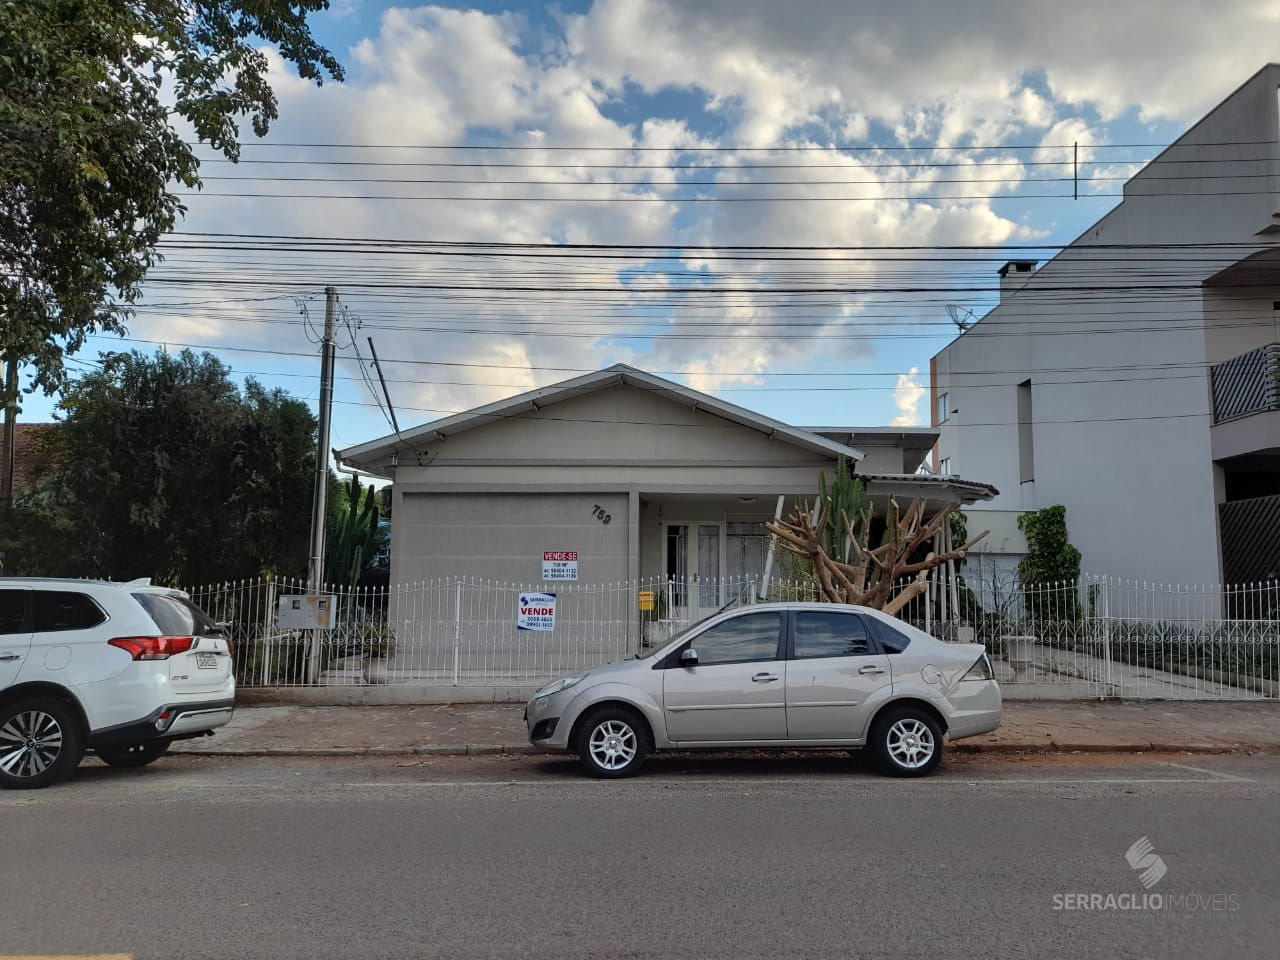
[998,260,1037,301]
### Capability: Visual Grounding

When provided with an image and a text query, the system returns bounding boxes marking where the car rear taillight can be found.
[108,636,195,660]
[961,654,994,681]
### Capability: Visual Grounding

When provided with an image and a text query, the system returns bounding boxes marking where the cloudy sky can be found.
[27,0,1280,450]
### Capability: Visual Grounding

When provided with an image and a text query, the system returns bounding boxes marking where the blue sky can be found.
[20,0,1280,450]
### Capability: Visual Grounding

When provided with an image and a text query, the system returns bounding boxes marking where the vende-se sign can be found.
[542,550,579,581]
[517,592,556,631]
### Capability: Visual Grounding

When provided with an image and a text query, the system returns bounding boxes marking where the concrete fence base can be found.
[235,682,1109,707]
[236,685,542,706]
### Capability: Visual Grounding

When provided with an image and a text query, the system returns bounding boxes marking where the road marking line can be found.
[0,773,1250,807]
[0,955,132,959]
[327,775,1227,787]
[1159,761,1254,782]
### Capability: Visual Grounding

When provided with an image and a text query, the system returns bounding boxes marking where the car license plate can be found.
[195,652,219,670]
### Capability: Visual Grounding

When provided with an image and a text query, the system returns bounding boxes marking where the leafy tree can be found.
[0,0,342,399]
[1017,505,1082,620]
[0,349,316,583]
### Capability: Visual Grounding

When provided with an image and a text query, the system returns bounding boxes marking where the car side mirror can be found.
[680,648,699,666]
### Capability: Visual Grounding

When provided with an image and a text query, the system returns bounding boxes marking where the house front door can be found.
[663,521,725,623]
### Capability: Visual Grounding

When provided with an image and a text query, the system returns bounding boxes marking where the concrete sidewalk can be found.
[170,700,1280,757]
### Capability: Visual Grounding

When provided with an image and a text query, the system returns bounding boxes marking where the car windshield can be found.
[651,612,720,657]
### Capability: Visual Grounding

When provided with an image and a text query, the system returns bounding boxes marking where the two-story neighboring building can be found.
[931,64,1280,588]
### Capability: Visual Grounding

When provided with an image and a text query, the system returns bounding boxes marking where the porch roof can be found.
[338,363,867,473]
[861,472,999,504]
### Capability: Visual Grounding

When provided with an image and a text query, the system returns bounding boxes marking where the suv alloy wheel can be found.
[0,697,85,789]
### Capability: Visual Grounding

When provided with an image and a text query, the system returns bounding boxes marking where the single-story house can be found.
[338,364,997,621]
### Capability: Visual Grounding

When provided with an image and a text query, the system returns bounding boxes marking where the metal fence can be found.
[890,573,1280,699]
[183,572,1280,699]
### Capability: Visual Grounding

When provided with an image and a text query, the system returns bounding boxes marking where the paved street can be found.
[2,751,1277,960]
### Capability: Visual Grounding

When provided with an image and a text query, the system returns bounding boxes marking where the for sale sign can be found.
[542,550,579,581]
[517,592,557,631]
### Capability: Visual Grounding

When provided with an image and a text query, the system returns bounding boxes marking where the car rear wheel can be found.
[0,697,85,789]
[96,740,171,769]
[576,707,649,778]
[870,706,943,778]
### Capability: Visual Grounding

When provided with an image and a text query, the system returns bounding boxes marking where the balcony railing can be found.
[1211,343,1280,423]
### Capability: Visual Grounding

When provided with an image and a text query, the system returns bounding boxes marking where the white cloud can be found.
[571,0,1280,136]
[128,1,1280,434]
[890,367,926,426]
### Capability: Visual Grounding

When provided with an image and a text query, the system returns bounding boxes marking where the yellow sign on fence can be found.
[637,590,656,611]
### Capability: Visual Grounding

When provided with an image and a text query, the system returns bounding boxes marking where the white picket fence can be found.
[183,573,1280,700]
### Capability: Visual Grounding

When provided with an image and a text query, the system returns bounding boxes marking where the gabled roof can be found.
[338,363,865,472]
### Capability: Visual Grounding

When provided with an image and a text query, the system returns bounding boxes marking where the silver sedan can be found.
[525,602,1001,778]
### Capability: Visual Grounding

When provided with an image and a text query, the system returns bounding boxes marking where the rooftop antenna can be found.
[946,304,977,332]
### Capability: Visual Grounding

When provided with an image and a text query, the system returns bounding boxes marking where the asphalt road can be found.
[1,751,1277,960]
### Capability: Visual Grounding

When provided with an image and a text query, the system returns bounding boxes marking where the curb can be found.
[169,741,1278,759]
[170,744,544,758]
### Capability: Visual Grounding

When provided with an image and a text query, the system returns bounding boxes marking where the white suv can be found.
[0,578,235,789]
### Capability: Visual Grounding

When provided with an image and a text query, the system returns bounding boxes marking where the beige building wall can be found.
[393,491,631,586]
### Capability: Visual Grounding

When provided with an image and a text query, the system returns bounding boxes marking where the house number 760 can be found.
[591,504,612,525]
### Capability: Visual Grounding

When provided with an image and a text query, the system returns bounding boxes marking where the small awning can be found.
[860,473,999,505]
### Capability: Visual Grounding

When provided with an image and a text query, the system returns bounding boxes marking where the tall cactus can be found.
[324,473,381,587]
[818,455,868,564]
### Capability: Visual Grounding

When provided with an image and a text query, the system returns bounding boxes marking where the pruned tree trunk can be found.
[765,496,987,612]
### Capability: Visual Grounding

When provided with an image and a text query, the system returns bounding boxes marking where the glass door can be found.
[663,521,725,622]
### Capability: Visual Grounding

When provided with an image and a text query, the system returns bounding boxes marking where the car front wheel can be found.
[870,706,943,778]
[576,707,649,778]
[0,697,85,789]
[97,740,171,769]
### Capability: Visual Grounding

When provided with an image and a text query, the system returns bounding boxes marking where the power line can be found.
[58,354,1216,430]
[147,364,1215,392]
[177,189,1112,202]
[189,155,1278,170]
[166,231,1279,251]
[194,172,1280,187]
[102,336,1232,376]
[324,396,1211,429]
[171,187,1280,202]
[129,274,1276,294]
[196,139,1278,151]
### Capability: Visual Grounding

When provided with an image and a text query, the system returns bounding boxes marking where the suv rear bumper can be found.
[87,698,235,748]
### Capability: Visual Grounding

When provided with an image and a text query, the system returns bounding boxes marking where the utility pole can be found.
[307,287,339,591]
[366,337,402,435]
[0,357,17,516]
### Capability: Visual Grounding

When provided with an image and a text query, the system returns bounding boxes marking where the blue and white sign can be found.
[517,592,557,631]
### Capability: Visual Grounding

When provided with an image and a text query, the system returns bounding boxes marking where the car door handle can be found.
[0,653,21,662]
[858,665,886,675]
[752,672,779,682]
